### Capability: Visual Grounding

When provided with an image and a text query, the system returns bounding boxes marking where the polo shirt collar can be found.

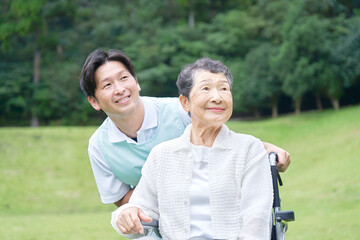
[107,97,158,143]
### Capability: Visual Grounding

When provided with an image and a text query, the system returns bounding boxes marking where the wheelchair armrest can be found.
[141,219,159,228]
[141,220,161,237]
[275,210,295,222]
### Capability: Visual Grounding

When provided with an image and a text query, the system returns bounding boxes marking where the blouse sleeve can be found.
[238,137,273,239]
[127,148,160,220]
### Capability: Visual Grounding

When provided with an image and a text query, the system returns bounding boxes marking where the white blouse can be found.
[111,124,273,239]
[189,144,212,239]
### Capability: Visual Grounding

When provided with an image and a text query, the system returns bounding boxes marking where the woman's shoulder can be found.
[226,129,264,151]
[227,128,260,143]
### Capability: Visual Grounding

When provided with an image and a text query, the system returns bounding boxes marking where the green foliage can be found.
[332,18,360,87]
[0,0,360,125]
[242,43,282,112]
[0,60,33,122]
[0,0,45,51]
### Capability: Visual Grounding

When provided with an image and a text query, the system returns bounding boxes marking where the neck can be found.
[190,123,222,147]
[109,100,145,139]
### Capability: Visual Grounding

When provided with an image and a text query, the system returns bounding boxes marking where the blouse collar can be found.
[174,124,232,152]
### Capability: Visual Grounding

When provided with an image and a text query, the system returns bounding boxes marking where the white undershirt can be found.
[189,144,213,239]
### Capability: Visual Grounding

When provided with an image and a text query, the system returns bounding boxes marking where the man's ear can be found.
[136,81,141,92]
[87,96,101,111]
[179,95,190,112]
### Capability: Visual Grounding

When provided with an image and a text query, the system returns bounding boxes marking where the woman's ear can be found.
[179,95,190,112]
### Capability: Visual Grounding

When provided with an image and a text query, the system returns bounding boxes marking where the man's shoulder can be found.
[142,96,178,105]
[151,135,182,152]
[89,118,109,145]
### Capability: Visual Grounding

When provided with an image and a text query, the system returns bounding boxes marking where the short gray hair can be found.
[176,57,233,99]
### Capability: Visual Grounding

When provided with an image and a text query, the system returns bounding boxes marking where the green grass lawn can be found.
[1,105,359,239]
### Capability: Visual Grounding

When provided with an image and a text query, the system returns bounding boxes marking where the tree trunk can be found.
[315,92,323,111]
[188,0,195,28]
[330,97,340,111]
[252,107,261,120]
[209,0,218,18]
[294,96,302,115]
[31,49,41,127]
[57,44,63,61]
[271,96,278,118]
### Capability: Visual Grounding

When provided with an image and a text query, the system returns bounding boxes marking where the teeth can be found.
[119,97,130,103]
[120,97,129,102]
[116,96,130,103]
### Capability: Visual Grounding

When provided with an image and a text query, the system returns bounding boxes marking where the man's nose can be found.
[113,83,125,95]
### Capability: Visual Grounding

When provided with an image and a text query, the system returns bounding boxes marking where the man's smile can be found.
[115,96,131,104]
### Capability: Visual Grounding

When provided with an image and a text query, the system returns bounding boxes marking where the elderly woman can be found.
[111,57,273,239]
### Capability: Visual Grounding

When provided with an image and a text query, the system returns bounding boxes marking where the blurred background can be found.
[1,0,359,239]
[1,0,359,127]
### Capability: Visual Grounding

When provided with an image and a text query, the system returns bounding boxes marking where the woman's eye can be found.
[202,87,209,91]
[121,75,128,80]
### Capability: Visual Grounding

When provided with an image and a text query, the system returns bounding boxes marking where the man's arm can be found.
[114,188,134,207]
[88,141,131,205]
[263,142,290,172]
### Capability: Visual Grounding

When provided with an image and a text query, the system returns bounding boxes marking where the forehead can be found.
[193,69,228,85]
[94,61,129,83]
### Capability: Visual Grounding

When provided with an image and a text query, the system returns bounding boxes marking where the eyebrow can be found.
[198,79,229,84]
[100,70,129,83]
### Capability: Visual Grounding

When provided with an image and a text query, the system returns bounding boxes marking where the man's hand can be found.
[116,207,152,235]
[263,142,291,172]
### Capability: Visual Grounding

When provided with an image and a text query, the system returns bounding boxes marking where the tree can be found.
[0,0,46,126]
[332,17,360,105]
[244,43,282,118]
[272,2,350,113]
[0,0,77,126]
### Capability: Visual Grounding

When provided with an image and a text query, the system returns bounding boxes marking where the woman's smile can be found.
[207,107,224,112]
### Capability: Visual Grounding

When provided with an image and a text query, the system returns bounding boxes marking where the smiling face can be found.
[180,69,233,128]
[87,61,142,119]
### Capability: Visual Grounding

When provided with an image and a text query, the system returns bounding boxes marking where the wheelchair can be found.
[141,152,295,240]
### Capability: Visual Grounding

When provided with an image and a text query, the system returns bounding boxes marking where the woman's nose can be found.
[210,89,222,103]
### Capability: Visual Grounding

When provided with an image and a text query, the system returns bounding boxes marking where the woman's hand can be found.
[116,207,152,235]
[263,142,291,172]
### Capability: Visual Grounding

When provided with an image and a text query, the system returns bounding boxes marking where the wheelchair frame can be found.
[269,152,295,240]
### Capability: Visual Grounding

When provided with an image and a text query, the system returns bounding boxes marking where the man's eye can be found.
[102,83,111,89]
[121,75,128,80]
[202,87,209,91]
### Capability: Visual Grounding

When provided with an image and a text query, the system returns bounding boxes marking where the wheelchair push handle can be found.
[269,152,282,208]
[269,151,278,166]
